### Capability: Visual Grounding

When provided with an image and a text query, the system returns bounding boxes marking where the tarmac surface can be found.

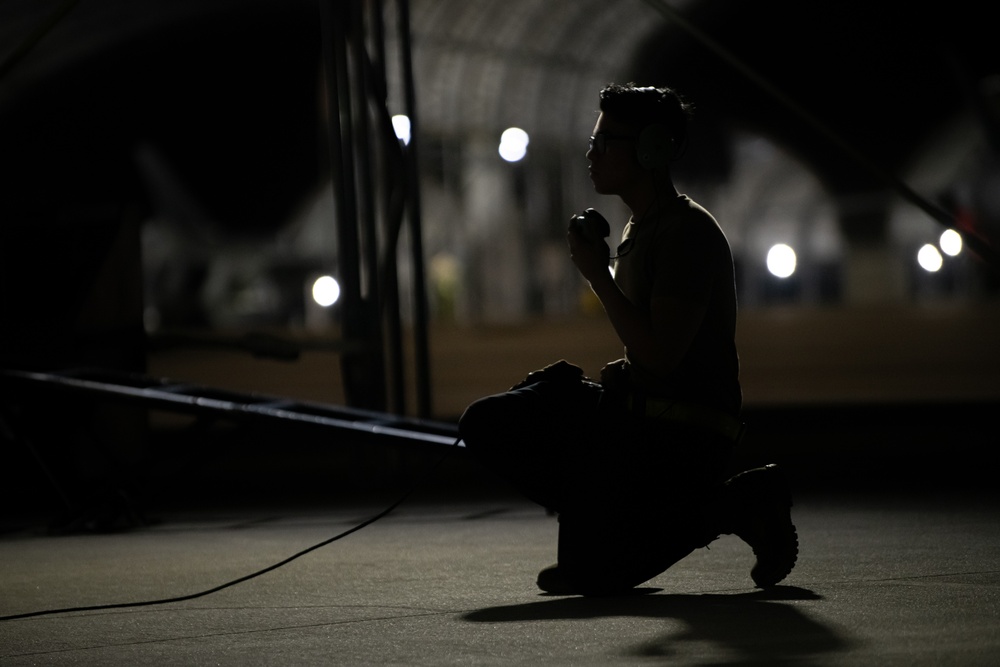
[3,461,999,666]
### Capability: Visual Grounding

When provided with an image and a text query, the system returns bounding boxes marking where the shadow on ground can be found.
[463,585,856,663]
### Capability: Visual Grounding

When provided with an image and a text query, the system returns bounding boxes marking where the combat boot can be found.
[726,464,798,587]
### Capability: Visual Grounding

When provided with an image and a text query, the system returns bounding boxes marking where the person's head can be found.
[587,83,691,198]
[597,83,691,158]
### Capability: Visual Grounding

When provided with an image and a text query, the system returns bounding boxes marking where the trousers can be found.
[459,376,736,588]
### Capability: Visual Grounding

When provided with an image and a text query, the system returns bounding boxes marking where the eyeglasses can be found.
[589,132,637,155]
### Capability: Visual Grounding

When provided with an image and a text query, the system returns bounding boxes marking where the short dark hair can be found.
[598,82,692,145]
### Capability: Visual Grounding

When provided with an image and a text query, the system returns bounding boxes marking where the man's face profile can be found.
[587,112,641,196]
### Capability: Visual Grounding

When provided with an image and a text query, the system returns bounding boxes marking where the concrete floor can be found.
[3,477,999,666]
[4,312,999,664]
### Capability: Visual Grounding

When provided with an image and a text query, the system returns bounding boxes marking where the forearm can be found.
[588,271,670,374]
[568,227,694,375]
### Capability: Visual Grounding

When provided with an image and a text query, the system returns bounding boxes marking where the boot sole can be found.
[739,464,798,588]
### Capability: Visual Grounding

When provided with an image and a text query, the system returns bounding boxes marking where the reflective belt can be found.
[626,394,745,442]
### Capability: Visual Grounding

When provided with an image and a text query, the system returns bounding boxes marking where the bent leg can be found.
[459,379,604,512]
[539,510,702,595]
[540,428,736,595]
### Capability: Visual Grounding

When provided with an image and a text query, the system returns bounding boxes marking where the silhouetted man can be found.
[460,83,797,595]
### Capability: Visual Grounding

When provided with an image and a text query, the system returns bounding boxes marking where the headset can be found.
[636,122,675,170]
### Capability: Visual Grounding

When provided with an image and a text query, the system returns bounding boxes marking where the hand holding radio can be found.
[567,208,612,282]
[569,208,611,243]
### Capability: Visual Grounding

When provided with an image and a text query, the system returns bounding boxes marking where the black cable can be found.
[0,437,461,623]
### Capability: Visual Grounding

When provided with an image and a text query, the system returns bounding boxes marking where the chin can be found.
[589,175,619,196]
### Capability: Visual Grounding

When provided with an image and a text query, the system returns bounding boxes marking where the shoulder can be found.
[656,196,726,248]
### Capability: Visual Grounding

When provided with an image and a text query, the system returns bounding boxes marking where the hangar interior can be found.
[1,0,999,515]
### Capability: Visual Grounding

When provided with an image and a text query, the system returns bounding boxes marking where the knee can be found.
[459,391,526,457]
[458,395,497,447]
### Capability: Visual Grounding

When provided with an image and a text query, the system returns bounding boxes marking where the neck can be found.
[621,172,678,220]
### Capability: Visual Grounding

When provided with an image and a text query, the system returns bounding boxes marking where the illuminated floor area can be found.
[2,480,999,665]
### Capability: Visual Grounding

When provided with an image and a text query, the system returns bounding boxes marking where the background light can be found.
[391,115,411,145]
[312,275,341,307]
[499,127,529,162]
[766,243,797,278]
[939,229,962,256]
[917,244,943,272]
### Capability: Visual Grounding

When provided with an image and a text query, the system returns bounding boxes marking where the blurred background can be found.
[2,0,998,524]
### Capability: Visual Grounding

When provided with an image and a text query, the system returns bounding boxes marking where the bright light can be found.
[939,228,962,256]
[312,275,341,307]
[499,127,529,162]
[391,115,411,145]
[766,243,797,278]
[917,244,943,272]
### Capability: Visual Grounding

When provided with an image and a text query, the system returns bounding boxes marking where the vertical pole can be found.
[369,0,408,415]
[320,0,428,414]
[396,0,433,418]
[347,0,388,410]
[320,0,385,409]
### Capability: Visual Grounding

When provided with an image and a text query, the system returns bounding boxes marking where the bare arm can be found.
[568,227,706,376]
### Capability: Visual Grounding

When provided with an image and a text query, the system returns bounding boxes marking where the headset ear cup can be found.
[636,124,673,170]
